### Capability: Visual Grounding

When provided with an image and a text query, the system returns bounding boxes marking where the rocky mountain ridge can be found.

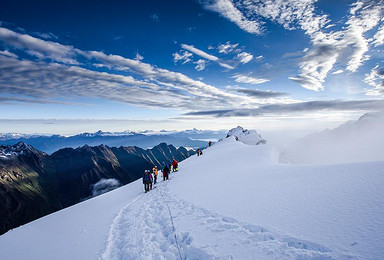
[0,129,225,154]
[0,142,195,235]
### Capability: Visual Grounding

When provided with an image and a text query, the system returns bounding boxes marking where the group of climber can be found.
[142,159,179,193]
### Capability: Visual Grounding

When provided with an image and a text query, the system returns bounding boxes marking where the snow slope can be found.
[0,137,383,259]
[282,112,384,164]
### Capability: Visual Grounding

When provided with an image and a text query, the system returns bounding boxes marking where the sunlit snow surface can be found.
[0,137,383,259]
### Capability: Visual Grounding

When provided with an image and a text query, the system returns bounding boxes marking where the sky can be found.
[0,0,384,136]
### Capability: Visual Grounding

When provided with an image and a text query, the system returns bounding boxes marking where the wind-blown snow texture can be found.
[0,137,383,259]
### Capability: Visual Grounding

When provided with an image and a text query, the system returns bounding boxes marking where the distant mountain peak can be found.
[226,126,266,145]
[0,141,43,158]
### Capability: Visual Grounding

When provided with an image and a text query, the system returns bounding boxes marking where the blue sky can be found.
[0,0,383,135]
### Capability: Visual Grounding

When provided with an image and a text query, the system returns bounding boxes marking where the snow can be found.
[282,112,384,164]
[78,130,137,137]
[0,141,40,157]
[0,137,383,259]
[226,126,266,145]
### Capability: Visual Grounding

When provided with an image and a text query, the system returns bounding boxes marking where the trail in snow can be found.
[100,176,348,260]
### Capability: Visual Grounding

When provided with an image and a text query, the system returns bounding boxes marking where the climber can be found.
[142,170,152,193]
[162,163,170,181]
[152,166,158,184]
[172,159,178,172]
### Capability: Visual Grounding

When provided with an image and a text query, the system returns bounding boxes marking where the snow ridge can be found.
[226,126,266,145]
[101,175,337,259]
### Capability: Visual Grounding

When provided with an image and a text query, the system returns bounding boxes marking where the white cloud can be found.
[0,54,224,109]
[236,52,253,64]
[232,74,269,85]
[181,44,219,61]
[343,1,383,72]
[181,43,234,69]
[372,23,384,46]
[0,28,254,111]
[200,0,262,34]
[173,51,193,64]
[195,59,207,71]
[34,32,58,40]
[0,27,303,113]
[199,0,333,91]
[332,69,344,75]
[289,38,341,91]
[91,178,121,197]
[200,0,384,92]
[201,0,329,36]
[217,41,239,54]
[0,50,18,58]
[135,53,144,61]
[84,50,243,104]
[290,1,384,91]
[185,100,384,117]
[0,27,78,64]
[218,62,234,70]
[364,65,384,97]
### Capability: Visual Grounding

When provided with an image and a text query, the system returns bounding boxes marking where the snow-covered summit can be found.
[77,130,137,137]
[226,126,266,145]
[0,141,42,158]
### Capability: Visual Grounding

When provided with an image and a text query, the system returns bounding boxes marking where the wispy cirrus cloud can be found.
[235,88,288,98]
[181,43,234,69]
[185,100,384,117]
[33,31,58,40]
[236,52,253,64]
[173,51,193,64]
[364,65,384,97]
[200,0,262,34]
[181,44,219,61]
[199,0,384,92]
[194,59,207,71]
[372,23,384,46]
[0,55,175,108]
[0,27,78,64]
[217,41,239,54]
[332,69,344,75]
[200,0,329,36]
[344,1,383,72]
[199,0,332,91]
[0,96,73,105]
[134,53,144,61]
[0,27,253,110]
[289,41,341,91]
[293,1,384,91]
[83,49,241,102]
[232,74,269,85]
[0,49,17,58]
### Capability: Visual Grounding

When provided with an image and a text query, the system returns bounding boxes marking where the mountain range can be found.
[0,129,227,154]
[0,142,195,235]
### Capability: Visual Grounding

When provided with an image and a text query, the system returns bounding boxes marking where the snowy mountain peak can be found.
[0,141,42,158]
[226,126,266,145]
